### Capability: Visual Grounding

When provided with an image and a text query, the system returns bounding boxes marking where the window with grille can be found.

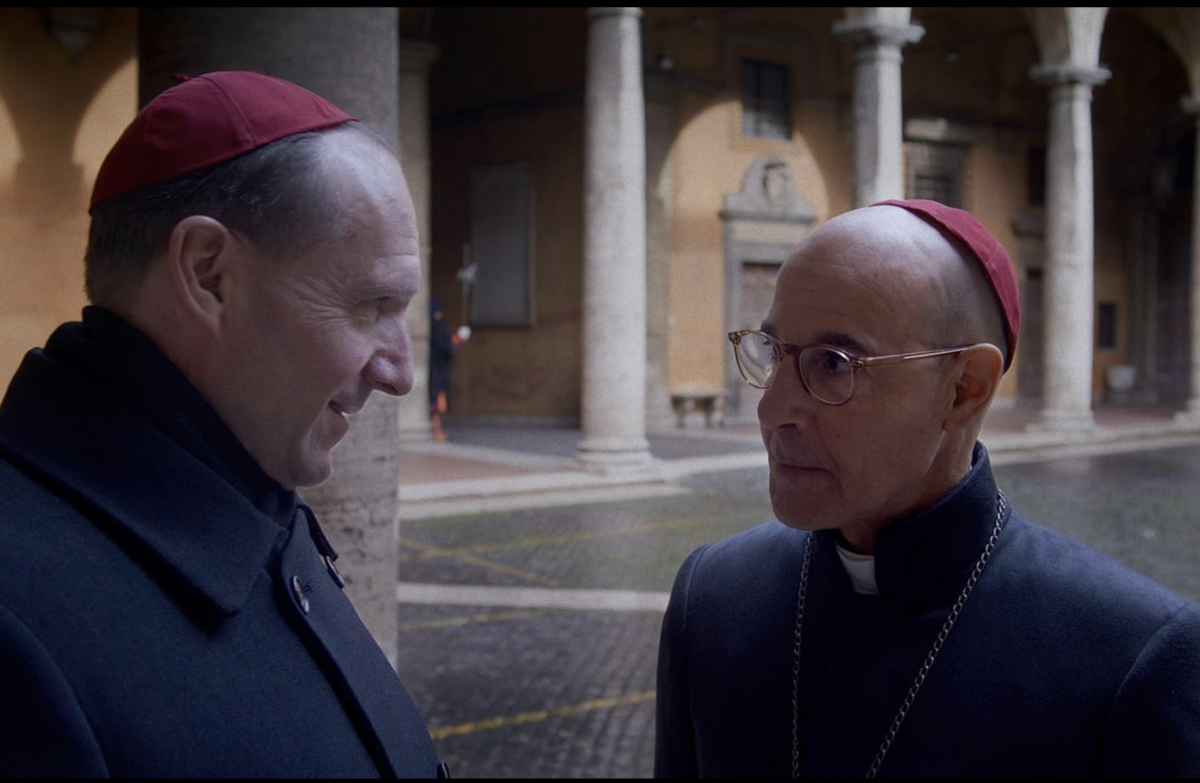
[1027,145,1046,207]
[1098,302,1117,350]
[741,59,790,140]
[469,162,535,327]
[905,141,968,208]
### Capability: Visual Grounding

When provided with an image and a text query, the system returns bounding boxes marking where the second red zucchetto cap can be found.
[871,198,1021,371]
[89,71,355,212]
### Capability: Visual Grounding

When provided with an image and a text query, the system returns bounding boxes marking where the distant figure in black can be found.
[429,297,468,442]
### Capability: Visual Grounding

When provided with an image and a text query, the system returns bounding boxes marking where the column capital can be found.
[399,38,439,74]
[832,19,924,49]
[587,7,643,22]
[1029,63,1111,88]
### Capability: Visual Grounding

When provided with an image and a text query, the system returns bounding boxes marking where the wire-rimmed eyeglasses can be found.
[728,329,975,406]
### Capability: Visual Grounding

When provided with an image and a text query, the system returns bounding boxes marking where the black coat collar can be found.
[815,443,1006,600]
[0,308,295,616]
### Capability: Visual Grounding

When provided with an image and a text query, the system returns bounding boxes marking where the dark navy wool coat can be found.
[656,446,1200,777]
[0,309,442,777]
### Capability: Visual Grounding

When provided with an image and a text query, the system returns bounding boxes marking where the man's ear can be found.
[944,343,1004,432]
[166,216,236,332]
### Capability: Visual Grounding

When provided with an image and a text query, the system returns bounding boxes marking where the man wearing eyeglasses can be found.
[655,199,1200,777]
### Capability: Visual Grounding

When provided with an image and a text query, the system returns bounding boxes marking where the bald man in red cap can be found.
[656,200,1200,777]
[0,72,447,777]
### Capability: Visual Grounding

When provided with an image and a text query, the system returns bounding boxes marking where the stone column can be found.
[1031,64,1110,431]
[644,70,677,429]
[832,10,924,208]
[140,7,405,665]
[397,39,439,443]
[1177,94,1200,422]
[577,7,652,469]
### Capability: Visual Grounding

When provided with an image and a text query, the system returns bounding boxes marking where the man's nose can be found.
[756,361,814,429]
[368,322,414,397]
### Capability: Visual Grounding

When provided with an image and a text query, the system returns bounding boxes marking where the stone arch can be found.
[0,7,136,394]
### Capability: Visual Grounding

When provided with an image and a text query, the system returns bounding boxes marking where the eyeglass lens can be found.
[736,332,778,387]
[734,332,855,404]
[798,346,853,403]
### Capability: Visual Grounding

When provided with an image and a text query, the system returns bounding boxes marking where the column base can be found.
[1173,399,1200,426]
[397,391,434,443]
[1027,407,1097,434]
[576,435,655,475]
[397,422,435,444]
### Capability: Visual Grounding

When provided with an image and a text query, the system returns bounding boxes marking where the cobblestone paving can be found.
[994,444,1200,603]
[398,490,774,592]
[395,489,772,778]
[396,605,662,778]
[395,444,1200,778]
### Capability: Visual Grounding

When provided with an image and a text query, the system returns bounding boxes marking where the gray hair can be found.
[84,121,388,306]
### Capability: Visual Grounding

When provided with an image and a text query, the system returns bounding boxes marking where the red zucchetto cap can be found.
[871,199,1021,371]
[90,71,356,212]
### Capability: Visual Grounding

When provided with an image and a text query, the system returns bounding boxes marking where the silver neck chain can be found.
[790,490,1007,779]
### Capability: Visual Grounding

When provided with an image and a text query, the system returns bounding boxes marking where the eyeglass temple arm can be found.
[855,346,973,368]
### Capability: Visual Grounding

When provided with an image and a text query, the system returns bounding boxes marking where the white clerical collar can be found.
[835,541,878,595]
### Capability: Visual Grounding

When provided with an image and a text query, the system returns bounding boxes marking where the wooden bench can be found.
[670,386,726,428]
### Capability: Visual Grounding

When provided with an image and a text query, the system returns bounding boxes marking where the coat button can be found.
[291,575,310,614]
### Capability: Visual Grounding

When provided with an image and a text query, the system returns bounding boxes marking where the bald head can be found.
[786,205,1009,367]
